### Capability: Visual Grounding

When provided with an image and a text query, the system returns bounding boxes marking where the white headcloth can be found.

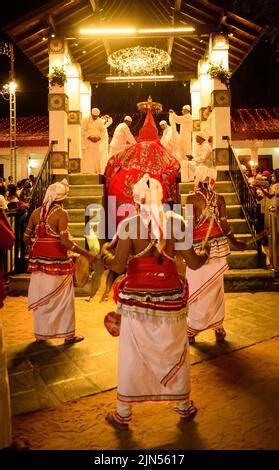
[41,178,69,217]
[133,174,165,250]
[194,165,217,189]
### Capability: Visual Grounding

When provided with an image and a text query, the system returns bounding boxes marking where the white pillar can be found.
[209,33,231,168]
[20,153,29,179]
[48,37,69,177]
[66,63,82,173]
[198,59,211,119]
[190,79,200,158]
[80,81,92,119]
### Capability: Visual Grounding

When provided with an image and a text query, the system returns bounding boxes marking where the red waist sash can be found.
[193,221,222,241]
[31,236,69,259]
[28,235,74,275]
[124,256,182,291]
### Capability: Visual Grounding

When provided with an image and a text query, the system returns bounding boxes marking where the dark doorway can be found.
[0,164,4,178]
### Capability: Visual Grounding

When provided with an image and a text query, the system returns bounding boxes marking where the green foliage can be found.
[208,62,232,87]
[48,66,67,87]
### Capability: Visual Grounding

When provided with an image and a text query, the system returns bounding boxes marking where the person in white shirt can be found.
[81,108,106,174]
[181,132,213,182]
[100,114,113,174]
[109,116,136,157]
[194,132,214,168]
[169,105,193,159]
[159,120,175,155]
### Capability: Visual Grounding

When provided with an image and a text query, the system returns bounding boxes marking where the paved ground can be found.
[10,338,279,450]
[0,288,278,450]
[1,289,278,417]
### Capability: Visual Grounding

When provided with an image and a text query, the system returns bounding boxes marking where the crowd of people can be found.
[0,175,36,212]
[241,164,279,264]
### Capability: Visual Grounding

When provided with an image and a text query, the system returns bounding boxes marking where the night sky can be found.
[0,0,278,117]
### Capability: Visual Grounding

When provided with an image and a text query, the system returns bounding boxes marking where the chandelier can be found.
[107,46,171,76]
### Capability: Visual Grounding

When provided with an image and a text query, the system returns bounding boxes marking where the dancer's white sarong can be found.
[186,258,228,334]
[28,272,75,340]
[117,315,190,404]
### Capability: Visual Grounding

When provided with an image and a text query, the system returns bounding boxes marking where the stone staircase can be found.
[8,171,276,295]
[179,172,275,291]
[66,174,105,250]
[9,174,106,297]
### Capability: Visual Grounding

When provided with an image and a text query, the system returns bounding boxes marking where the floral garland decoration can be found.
[48,65,67,87]
[208,61,232,88]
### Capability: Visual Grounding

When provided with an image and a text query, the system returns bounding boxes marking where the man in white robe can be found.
[81,108,106,174]
[194,132,214,168]
[159,120,175,155]
[169,105,193,158]
[109,116,136,157]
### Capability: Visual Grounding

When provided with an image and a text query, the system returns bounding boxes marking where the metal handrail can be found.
[29,139,57,214]
[228,141,264,266]
[4,209,28,275]
[3,140,57,276]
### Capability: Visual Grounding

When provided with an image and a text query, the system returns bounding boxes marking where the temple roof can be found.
[2,0,266,82]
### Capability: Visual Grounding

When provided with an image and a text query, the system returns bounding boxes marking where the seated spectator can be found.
[0,185,7,198]
[7,184,28,211]
[29,175,36,188]
[19,179,32,203]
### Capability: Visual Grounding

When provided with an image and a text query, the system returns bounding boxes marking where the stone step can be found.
[182,204,243,219]
[224,269,276,292]
[69,184,104,197]
[229,218,250,234]
[228,234,254,251]
[68,208,102,223]
[8,267,276,296]
[69,174,105,185]
[179,181,234,194]
[64,195,104,209]
[180,192,239,205]
[216,170,230,181]
[227,251,258,269]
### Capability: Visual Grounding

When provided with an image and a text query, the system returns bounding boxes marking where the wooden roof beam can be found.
[174,42,203,60]
[90,0,98,12]
[217,9,227,28]
[168,0,182,56]
[180,3,216,23]
[172,48,201,68]
[178,37,207,54]
[88,0,111,58]
[3,0,77,36]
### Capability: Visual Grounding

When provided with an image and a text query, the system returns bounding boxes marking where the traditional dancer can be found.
[102,174,209,429]
[185,166,246,343]
[24,179,96,344]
